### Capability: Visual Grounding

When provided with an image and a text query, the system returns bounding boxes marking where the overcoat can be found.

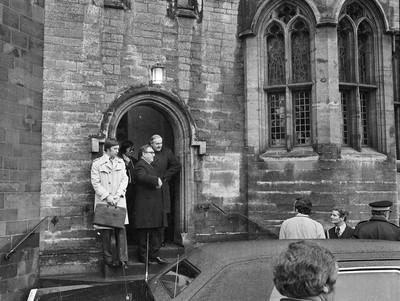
[132,159,164,228]
[352,216,400,241]
[151,147,181,213]
[326,225,354,239]
[91,154,129,229]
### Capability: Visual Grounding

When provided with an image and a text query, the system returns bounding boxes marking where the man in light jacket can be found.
[279,197,325,239]
[91,139,129,268]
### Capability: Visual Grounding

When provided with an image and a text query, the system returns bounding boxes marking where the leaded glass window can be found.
[265,3,313,149]
[266,24,285,86]
[340,92,349,145]
[269,93,286,146]
[360,92,368,145]
[294,91,311,145]
[358,22,373,84]
[291,20,310,83]
[338,1,377,150]
[338,19,353,82]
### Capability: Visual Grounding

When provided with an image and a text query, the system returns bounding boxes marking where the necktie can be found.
[335,227,340,237]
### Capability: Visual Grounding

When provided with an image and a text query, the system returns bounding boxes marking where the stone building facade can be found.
[0,0,399,299]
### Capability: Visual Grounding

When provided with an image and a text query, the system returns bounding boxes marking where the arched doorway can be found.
[116,105,177,243]
[97,86,203,245]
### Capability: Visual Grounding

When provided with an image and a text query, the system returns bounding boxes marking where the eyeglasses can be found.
[127,147,134,152]
[145,150,155,154]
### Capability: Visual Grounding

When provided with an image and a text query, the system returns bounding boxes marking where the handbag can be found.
[93,203,126,228]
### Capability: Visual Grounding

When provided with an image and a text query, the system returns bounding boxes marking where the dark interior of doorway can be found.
[117,105,177,245]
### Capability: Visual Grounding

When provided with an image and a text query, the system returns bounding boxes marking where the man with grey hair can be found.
[149,134,181,245]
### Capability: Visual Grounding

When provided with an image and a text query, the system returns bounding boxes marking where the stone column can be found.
[313,24,341,159]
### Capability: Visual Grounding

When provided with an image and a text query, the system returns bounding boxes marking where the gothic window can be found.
[265,4,313,149]
[338,2,377,150]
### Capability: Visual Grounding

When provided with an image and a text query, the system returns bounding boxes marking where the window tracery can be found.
[264,3,312,149]
[338,1,378,150]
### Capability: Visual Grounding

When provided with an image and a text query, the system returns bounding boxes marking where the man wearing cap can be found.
[352,200,400,241]
[279,197,326,239]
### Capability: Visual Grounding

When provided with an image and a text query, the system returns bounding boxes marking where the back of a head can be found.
[295,197,312,215]
[273,241,337,299]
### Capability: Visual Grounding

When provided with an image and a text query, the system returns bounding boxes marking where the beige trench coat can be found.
[91,154,129,229]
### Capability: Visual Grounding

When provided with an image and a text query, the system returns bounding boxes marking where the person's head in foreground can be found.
[273,241,339,301]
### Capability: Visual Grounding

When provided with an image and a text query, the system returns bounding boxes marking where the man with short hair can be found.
[273,241,339,301]
[91,139,129,268]
[352,200,400,241]
[279,197,325,239]
[326,208,354,239]
[132,144,168,264]
[150,134,181,244]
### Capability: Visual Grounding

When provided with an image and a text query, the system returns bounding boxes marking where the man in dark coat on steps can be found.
[132,144,168,264]
[150,134,181,244]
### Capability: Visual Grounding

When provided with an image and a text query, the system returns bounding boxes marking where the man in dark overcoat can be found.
[132,144,168,264]
[150,134,181,243]
[118,140,138,244]
[352,200,400,241]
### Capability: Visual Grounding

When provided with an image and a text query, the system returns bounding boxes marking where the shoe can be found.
[139,257,157,264]
[105,261,119,268]
[161,242,166,247]
[154,256,169,264]
[120,261,129,269]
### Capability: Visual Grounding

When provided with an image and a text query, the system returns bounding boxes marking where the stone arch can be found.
[95,85,205,242]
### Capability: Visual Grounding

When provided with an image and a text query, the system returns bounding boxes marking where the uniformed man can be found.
[352,200,400,241]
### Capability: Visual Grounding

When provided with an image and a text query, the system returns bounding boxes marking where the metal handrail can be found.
[212,204,278,238]
[4,216,59,261]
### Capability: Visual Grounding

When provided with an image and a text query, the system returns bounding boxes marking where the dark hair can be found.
[295,197,312,215]
[371,210,387,216]
[118,140,134,157]
[332,207,349,221]
[138,144,152,158]
[104,139,119,151]
[273,241,337,299]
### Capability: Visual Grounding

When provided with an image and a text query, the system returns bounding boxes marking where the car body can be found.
[147,239,400,301]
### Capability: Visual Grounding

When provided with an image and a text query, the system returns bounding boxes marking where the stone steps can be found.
[37,243,184,290]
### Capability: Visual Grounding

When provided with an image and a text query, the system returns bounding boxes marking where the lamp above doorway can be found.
[150,63,165,85]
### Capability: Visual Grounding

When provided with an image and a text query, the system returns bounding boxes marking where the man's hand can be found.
[106,194,115,206]
[156,177,163,189]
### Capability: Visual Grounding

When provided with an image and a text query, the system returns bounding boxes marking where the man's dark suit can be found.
[326,225,354,239]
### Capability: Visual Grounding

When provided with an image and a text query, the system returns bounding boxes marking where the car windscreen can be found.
[159,259,201,298]
[269,267,400,301]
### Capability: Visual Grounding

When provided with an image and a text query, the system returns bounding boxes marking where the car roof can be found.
[183,239,400,262]
[150,239,400,301]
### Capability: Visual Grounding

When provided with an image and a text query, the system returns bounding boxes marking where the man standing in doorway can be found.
[132,144,168,264]
[91,139,129,268]
[150,134,181,245]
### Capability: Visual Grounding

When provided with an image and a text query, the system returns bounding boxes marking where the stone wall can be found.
[40,0,245,275]
[248,151,398,237]
[0,0,44,300]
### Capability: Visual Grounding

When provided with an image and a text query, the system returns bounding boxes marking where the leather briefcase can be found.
[93,203,126,228]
